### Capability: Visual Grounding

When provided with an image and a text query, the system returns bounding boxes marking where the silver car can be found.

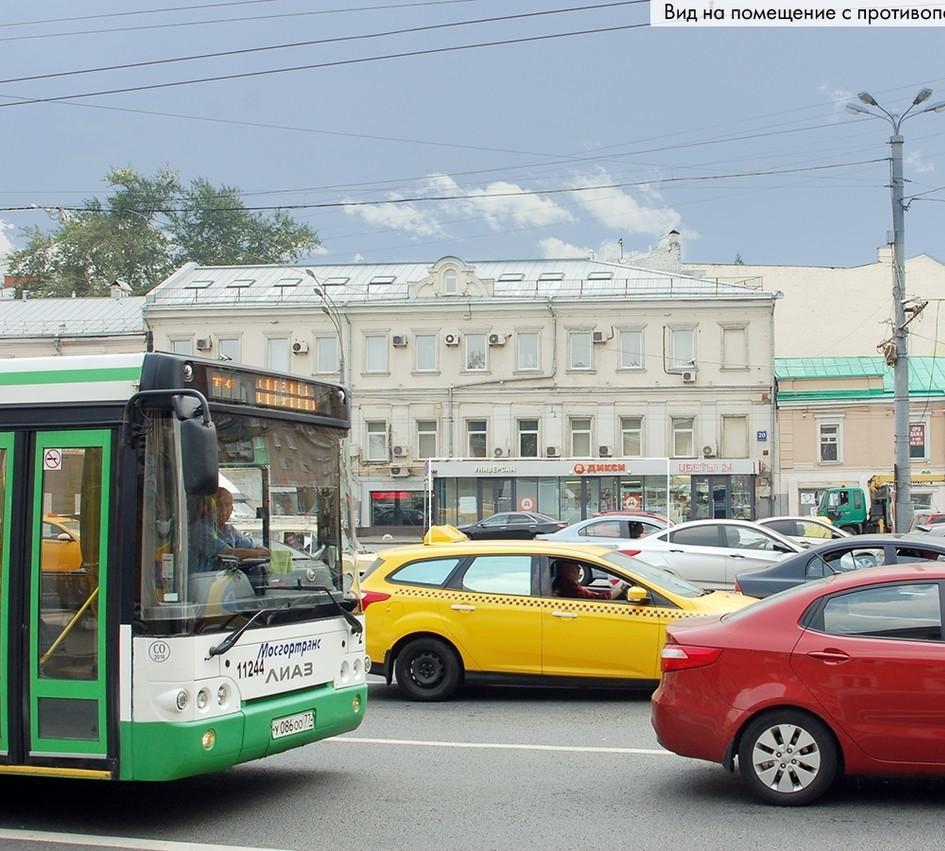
[540,514,667,545]
[625,519,803,589]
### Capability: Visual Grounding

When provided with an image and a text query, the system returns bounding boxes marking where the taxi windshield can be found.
[603,551,704,598]
[136,411,357,635]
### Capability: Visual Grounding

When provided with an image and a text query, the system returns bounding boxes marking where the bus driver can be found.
[189,486,268,571]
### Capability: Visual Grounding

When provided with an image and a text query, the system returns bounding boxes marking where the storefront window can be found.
[538,477,559,518]
[457,478,478,525]
[645,478,667,517]
[560,478,582,525]
[517,478,538,513]
[597,477,618,513]
[730,475,754,520]
[371,491,425,526]
[619,477,645,512]
[670,475,692,523]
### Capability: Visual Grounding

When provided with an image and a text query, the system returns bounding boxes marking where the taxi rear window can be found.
[389,557,462,587]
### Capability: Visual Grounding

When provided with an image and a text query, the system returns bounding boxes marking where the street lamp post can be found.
[305,269,346,385]
[846,89,945,531]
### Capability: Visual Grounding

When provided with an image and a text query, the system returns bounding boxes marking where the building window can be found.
[415,333,438,372]
[818,422,841,463]
[218,336,240,362]
[365,334,388,374]
[417,420,438,459]
[910,422,927,459]
[671,417,696,457]
[570,417,592,457]
[170,338,193,356]
[267,337,289,372]
[518,419,539,457]
[721,325,748,369]
[569,331,593,370]
[315,336,339,374]
[465,334,487,371]
[721,415,748,458]
[669,327,696,370]
[467,419,487,457]
[618,330,643,369]
[443,269,458,294]
[517,331,540,371]
[620,417,643,456]
[366,421,389,461]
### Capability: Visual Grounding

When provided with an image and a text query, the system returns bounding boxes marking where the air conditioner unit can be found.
[392,335,407,348]
[702,445,716,457]
[195,336,213,352]
[598,445,611,457]
[493,447,505,457]
[546,446,559,458]
[592,330,607,344]
[444,333,460,346]
[488,333,506,347]
[389,465,409,478]
[681,369,697,383]
[392,445,406,457]
[291,339,309,354]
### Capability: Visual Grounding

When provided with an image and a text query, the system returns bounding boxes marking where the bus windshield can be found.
[137,409,353,634]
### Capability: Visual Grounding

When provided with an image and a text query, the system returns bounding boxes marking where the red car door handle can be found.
[807,649,851,664]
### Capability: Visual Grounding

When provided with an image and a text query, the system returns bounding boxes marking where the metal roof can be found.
[776,356,945,402]
[0,296,146,338]
[146,258,770,308]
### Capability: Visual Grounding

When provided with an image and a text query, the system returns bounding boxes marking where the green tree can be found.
[6,167,321,297]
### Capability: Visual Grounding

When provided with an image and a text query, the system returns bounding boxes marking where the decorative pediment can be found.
[409,256,493,298]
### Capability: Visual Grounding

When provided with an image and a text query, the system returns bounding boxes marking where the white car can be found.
[624,518,803,589]
[756,515,851,548]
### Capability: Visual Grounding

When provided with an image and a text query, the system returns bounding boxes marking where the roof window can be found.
[498,273,525,282]
[587,271,613,280]
[538,272,564,281]
[370,275,397,285]
[185,279,213,289]
[227,278,254,288]
[323,277,349,286]
[274,277,301,288]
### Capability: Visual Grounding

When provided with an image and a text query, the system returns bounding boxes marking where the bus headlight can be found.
[339,660,350,682]
[364,656,372,673]
[196,688,209,711]
[175,690,189,711]
[217,685,228,706]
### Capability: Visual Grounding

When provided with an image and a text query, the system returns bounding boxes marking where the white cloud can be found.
[538,237,592,259]
[0,220,13,276]
[570,169,682,237]
[342,173,573,239]
[819,84,855,119]
[906,150,935,174]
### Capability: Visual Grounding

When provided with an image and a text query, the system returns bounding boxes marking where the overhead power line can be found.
[0,21,648,108]
[0,0,277,29]
[0,159,887,214]
[0,2,650,86]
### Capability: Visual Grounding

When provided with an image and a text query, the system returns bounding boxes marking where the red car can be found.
[652,564,945,805]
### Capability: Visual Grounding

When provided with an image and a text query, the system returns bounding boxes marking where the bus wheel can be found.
[395,638,461,701]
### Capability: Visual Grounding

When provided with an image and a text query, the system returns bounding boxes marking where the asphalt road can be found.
[1,678,944,850]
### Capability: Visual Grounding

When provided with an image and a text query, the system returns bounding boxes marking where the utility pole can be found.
[847,89,945,531]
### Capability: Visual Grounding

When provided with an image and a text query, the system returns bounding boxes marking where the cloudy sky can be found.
[1,1,943,271]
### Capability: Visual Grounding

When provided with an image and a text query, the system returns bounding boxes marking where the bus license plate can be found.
[271,710,315,740]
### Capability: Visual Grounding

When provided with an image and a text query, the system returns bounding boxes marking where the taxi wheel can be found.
[395,638,461,701]
[737,710,839,806]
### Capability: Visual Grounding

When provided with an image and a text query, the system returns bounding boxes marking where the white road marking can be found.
[0,829,286,851]
[333,736,671,755]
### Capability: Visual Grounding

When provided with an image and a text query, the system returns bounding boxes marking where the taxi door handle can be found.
[807,649,850,664]
[450,604,476,612]
[551,610,578,619]
[729,554,747,558]
[668,548,685,553]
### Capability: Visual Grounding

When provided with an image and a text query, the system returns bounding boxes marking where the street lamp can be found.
[305,269,346,385]
[845,88,945,531]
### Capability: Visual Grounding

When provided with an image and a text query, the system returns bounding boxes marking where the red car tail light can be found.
[618,549,641,558]
[661,644,722,672]
[360,590,391,610]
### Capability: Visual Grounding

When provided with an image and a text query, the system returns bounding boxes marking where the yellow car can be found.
[361,527,753,700]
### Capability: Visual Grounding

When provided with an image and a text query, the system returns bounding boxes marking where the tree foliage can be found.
[7,168,321,297]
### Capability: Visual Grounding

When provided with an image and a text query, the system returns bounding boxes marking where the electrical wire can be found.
[0,2,648,86]
[0,22,648,109]
[0,158,887,214]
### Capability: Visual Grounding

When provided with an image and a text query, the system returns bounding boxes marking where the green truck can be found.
[818,474,945,533]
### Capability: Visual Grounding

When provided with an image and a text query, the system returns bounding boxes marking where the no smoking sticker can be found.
[43,449,63,471]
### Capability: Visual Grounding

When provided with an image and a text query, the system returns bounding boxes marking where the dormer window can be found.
[444,269,458,294]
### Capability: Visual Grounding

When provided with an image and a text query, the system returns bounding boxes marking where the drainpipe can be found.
[448,385,455,457]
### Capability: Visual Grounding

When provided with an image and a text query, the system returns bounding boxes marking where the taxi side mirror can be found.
[626,585,650,604]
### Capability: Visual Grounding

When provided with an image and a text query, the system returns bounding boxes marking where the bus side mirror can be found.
[179,416,218,495]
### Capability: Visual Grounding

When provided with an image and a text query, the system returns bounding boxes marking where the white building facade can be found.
[145,256,778,530]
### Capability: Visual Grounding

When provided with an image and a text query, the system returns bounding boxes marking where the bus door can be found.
[25,431,111,763]
[0,433,12,758]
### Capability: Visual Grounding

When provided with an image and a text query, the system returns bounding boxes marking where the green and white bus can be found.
[0,353,367,781]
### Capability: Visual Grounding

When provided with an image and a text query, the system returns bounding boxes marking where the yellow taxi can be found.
[361,526,754,700]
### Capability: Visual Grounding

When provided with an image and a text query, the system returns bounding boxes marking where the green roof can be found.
[776,356,945,403]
